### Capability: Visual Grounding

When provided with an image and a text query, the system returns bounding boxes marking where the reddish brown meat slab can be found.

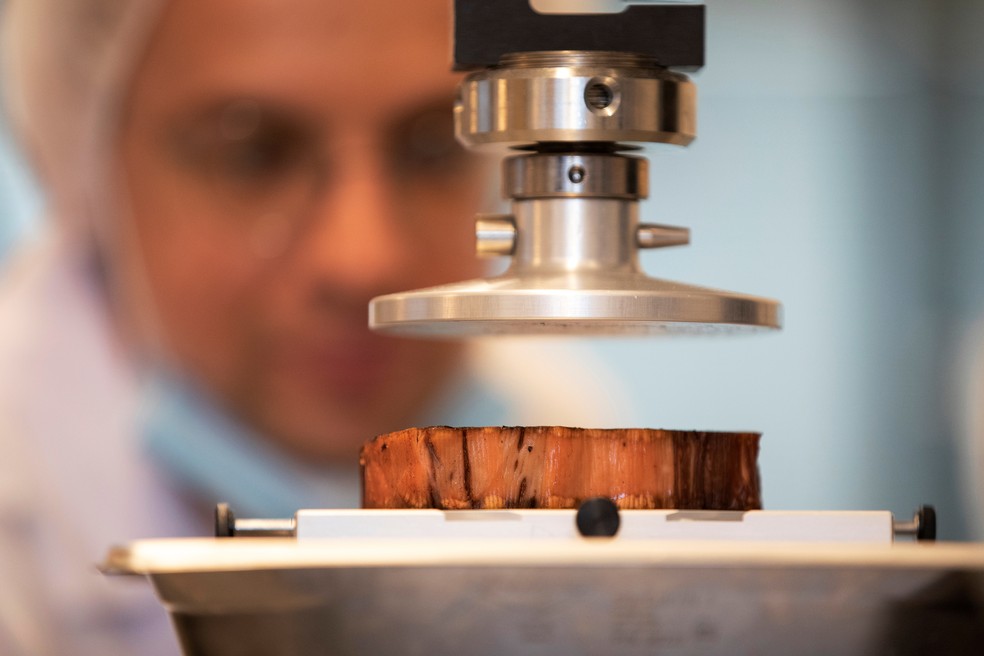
[360,427,762,510]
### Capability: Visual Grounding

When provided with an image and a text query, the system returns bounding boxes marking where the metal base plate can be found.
[105,539,984,656]
[369,271,782,337]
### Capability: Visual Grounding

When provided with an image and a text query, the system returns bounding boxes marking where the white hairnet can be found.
[1,0,164,232]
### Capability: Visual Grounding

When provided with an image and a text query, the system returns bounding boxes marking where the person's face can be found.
[116,0,487,460]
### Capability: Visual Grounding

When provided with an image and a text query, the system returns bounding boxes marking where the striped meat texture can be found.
[360,427,762,510]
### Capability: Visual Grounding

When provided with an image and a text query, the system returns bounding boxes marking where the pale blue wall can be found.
[574,0,983,538]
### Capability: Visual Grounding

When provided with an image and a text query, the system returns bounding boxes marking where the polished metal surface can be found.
[474,214,517,257]
[105,539,984,656]
[371,196,781,336]
[369,273,781,336]
[231,518,296,538]
[504,153,648,200]
[511,198,636,272]
[455,51,696,150]
[371,50,781,336]
[636,223,690,248]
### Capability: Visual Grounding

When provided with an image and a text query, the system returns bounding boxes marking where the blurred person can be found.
[0,0,626,653]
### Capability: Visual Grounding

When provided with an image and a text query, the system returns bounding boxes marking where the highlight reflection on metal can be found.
[369,273,781,337]
[369,51,782,336]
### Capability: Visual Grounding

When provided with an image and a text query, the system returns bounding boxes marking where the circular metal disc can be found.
[369,272,782,338]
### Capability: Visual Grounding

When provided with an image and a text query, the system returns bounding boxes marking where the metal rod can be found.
[233,518,296,538]
[215,503,297,538]
[892,505,936,542]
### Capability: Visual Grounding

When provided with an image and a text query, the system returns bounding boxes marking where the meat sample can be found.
[360,426,762,510]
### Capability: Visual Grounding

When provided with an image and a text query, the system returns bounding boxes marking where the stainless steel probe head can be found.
[370,5,780,337]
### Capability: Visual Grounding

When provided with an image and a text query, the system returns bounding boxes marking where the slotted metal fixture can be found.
[369,0,782,336]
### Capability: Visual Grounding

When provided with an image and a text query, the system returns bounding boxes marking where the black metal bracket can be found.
[453,0,705,71]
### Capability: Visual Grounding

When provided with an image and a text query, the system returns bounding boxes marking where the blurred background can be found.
[2,0,982,539]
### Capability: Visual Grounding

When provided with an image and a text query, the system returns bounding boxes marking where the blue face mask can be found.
[138,366,511,518]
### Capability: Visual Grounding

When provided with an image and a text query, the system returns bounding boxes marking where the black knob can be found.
[215,502,235,538]
[576,497,621,538]
[916,505,937,542]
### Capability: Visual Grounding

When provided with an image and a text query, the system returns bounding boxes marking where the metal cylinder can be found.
[511,198,639,274]
[455,51,696,150]
[503,153,648,200]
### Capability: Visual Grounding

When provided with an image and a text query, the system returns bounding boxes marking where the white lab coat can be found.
[0,226,632,655]
[0,229,204,655]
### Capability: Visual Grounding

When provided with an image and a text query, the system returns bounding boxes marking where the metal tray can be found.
[104,539,984,656]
